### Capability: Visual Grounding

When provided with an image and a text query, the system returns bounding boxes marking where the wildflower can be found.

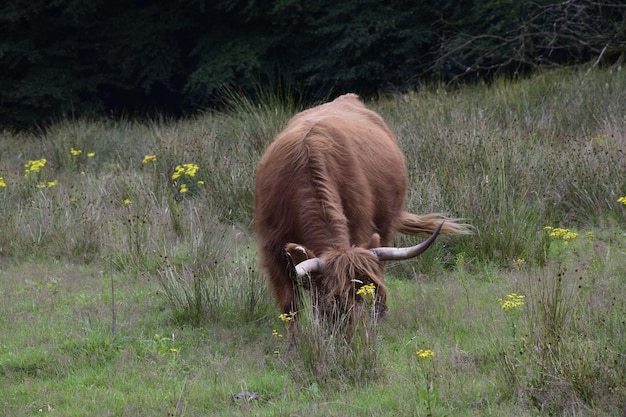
[24,158,47,176]
[513,258,525,268]
[183,163,199,177]
[272,329,282,339]
[618,196,626,206]
[416,349,434,359]
[70,148,82,156]
[172,165,185,180]
[356,283,376,306]
[172,163,199,180]
[356,283,376,298]
[87,152,95,158]
[593,133,609,143]
[279,311,296,323]
[169,348,179,353]
[47,180,58,188]
[197,180,205,186]
[179,184,188,194]
[0,176,6,188]
[544,226,578,244]
[142,155,157,164]
[123,198,132,205]
[498,293,525,311]
[36,182,47,189]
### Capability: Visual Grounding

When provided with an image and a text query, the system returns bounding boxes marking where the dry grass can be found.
[0,67,625,416]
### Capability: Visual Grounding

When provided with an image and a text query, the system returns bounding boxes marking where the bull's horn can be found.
[371,222,443,261]
[295,257,323,277]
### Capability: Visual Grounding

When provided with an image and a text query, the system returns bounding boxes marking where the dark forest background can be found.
[1,0,624,128]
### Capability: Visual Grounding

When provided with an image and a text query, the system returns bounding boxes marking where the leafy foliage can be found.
[433,0,626,79]
[1,0,624,127]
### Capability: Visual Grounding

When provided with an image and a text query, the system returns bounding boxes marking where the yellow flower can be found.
[197,180,205,186]
[279,311,297,323]
[356,283,377,305]
[24,158,47,175]
[183,163,199,177]
[272,329,283,339]
[618,196,626,206]
[498,293,525,311]
[179,184,188,194]
[593,133,609,143]
[142,155,157,164]
[545,226,578,243]
[87,152,95,158]
[47,180,58,188]
[36,182,47,189]
[416,349,434,359]
[172,163,199,180]
[0,176,6,188]
[172,165,185,180]
[513,258,525,268]
[70,148,82,156]
[123,198,132,205]
[356,283,376,297]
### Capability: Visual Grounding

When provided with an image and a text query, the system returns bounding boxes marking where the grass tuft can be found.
[272,287,381,390]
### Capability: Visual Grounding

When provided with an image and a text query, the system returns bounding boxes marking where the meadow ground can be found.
[1,67,625,416]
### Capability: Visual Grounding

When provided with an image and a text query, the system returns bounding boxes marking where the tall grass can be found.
[156,227,271,325]
[1,68,624,268]
[0,67,625,415]
[276,283,381,388]
[378,67,626,268]
[493,229,626,413]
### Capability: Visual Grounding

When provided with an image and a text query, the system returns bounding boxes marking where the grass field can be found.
[1,67,625,416]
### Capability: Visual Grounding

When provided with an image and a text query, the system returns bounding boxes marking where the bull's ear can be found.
[285,243,316,281]
[285,243,315,265]
[364,233,381,249]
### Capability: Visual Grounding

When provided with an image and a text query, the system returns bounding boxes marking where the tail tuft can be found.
[398,212,473,236]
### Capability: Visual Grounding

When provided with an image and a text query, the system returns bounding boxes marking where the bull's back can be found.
[254,94,408,270]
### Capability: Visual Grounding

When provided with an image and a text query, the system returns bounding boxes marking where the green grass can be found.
[1,67,625,416]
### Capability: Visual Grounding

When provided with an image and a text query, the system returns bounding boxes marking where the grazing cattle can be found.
[254,94,470,319]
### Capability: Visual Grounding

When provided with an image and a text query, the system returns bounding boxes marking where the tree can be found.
[1,0,624,127]
[431,0,626,80]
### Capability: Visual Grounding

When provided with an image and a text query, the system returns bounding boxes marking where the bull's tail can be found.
[398,212,473,236]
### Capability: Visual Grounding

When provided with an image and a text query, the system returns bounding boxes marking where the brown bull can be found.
[254,94,470,318]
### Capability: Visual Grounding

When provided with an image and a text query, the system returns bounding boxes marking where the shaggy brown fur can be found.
[254,93,471,317]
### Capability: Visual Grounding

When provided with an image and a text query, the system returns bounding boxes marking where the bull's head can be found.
[286,222,444,316]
